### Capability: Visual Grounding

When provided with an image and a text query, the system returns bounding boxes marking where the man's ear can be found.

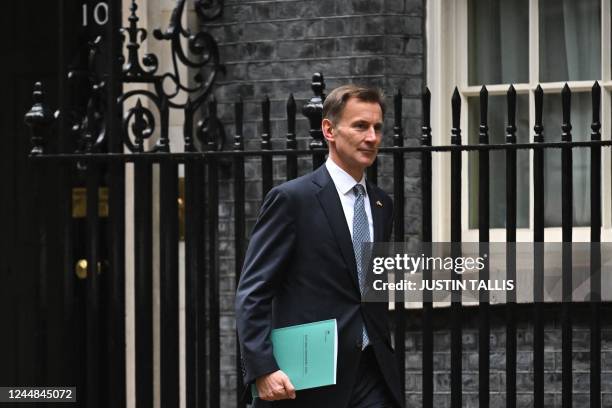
[322,118,334,143]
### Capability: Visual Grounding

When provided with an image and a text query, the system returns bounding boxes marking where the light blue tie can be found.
[352,184,370,349]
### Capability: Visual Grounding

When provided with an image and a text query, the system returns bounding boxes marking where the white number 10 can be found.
[82,2,109,26]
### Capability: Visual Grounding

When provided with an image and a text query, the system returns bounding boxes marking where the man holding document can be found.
[235,85,403,408]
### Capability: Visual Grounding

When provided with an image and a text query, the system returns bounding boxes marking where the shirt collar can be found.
[325,157,367,196]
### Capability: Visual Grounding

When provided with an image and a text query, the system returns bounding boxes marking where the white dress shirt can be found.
[325,158,374,241]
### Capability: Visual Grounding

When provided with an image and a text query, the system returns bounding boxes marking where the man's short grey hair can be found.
[322,84,385,125]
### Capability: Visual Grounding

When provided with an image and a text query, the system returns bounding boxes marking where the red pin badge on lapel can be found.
[376,200,383,207]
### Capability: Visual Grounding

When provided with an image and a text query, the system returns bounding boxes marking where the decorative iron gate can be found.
[24,2,610,408]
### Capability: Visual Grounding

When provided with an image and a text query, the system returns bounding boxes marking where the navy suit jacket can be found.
[235,164,403,408]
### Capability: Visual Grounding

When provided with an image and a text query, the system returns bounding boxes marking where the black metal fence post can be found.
[206,106,221,408]
[134,158,154,407]
[233,98,247,408]
[286,94,298,181]
[106,1,126,402]
[477,86,490,408]
[420,88,433,408]
[85,161,101,408]
[24,81,56,391]
[303,73,326,169]
[261,96,273,196]
[505,85,518,408]
[560,84,573,408]
[449,87,462,408]
[532,85,545,408]
[392,90,405,398]
[589,82,602,408]
[159,157,179,407]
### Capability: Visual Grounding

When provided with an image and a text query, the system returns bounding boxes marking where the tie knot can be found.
[353,184,366,197]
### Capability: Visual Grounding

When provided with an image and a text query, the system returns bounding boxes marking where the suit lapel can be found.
[313,166,360,293]
[367,182,384,242]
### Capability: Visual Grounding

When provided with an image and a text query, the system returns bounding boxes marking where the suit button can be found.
[355,340,363,350]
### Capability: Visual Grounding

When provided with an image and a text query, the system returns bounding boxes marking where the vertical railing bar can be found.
[106,4,125,405]
[85,163,100,408]
[533,85,545,408]
[477,86,490,408]
[421,88,434,408]
[286,94,298,181]
[184,105,196,408]
[233,98,247,408]
[261,96,273,196]
[505,85,518,408]
[589,81,602,408]
[57,4,79,390]
[392,90,405,398]
[450,87,462,408]
[184,157,199,408]
[196,158,207,408]
[207,155,221,408]
[55,7,78,382]
[560,83,573,408]
[160,159,180,407]
[134,159,153,407]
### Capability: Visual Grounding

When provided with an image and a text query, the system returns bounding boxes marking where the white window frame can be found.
[426,0,612,243]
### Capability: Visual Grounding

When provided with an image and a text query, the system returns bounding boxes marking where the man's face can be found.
[323,98,383,179]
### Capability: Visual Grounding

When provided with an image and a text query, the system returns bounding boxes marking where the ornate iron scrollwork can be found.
[118,0,225,153]
[69,36,107,155]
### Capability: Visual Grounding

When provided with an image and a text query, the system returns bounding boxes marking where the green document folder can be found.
[251,319,338,398]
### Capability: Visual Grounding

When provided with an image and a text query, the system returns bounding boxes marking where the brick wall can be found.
[205,1,426,406]
[403,304,612,408]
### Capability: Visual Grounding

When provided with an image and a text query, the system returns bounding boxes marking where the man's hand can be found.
[255,370,296,401]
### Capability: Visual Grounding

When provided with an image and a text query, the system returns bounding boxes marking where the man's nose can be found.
[364,126,378,142]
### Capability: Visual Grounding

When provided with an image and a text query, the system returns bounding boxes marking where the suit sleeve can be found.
[235,187,296,385]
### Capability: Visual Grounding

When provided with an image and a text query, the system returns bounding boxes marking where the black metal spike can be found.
[421,87,431,147]
[261,96,271,150]
[561,83,571,126]
[451,87,461,145]
[393,90,403,148]
[234,97,243,151]
[561,84,572,142]
[506,85,517,143]
[394,90,403,127]
[592,81,601,125]
[422,87,431,130]
[479,85,488,126]
[287,93,296,135]
[451,87,461,130]
[534,85,543,126]
[507,85,516,127]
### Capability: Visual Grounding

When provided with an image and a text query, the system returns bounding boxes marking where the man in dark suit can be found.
[235,85,403,408]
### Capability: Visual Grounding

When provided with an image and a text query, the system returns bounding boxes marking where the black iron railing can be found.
[27,73,610,407]
[23,4,609,404]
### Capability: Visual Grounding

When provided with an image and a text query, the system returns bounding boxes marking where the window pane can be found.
[542,92,591,227]
[468,0,529,85]
[539,0,601,82]
[468,94,530,229]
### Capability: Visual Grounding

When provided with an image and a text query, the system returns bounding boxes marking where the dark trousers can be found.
[347,347,398,408]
